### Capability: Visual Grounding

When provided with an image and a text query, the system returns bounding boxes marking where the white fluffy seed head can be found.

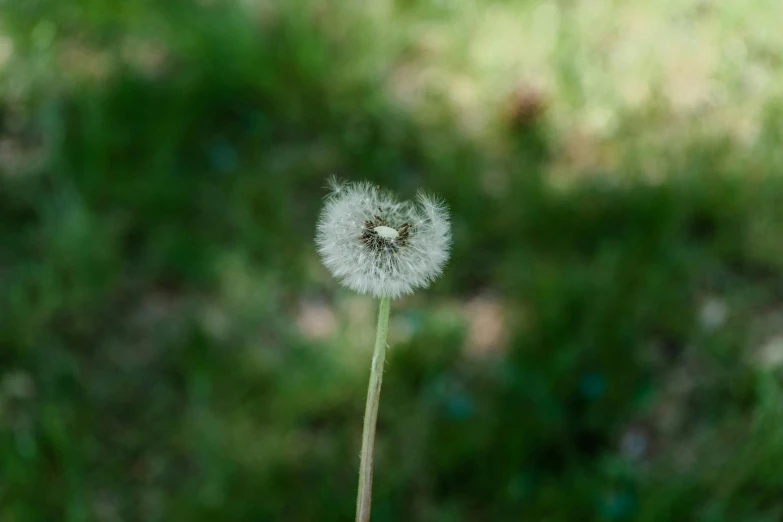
[316,178,452,299]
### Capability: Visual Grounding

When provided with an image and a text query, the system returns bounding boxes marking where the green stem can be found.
[355,296,391,522]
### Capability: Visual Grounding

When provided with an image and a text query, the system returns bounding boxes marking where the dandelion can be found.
[315,177,451,522]
[316,177,451,299]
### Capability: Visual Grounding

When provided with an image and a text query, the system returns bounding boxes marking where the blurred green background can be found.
[2,0,783,520]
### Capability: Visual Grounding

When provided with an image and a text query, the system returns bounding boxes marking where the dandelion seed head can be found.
[316,179,452,299]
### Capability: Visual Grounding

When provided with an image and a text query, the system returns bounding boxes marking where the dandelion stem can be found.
[356,296,391,522]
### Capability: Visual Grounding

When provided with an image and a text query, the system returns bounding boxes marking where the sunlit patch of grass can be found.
[371,0,783,182]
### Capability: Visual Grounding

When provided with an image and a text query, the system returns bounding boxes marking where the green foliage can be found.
[1,1,783,521]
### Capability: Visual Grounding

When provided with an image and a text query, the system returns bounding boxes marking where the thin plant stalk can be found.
[355,296,391,522]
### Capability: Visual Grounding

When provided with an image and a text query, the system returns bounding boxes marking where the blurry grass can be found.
[1,1,783,521]
[388,0,783,162]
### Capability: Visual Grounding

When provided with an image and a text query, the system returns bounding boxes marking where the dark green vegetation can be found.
[2,1,783,521]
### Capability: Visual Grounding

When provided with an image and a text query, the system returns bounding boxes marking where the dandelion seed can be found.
[316,180,451,299]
